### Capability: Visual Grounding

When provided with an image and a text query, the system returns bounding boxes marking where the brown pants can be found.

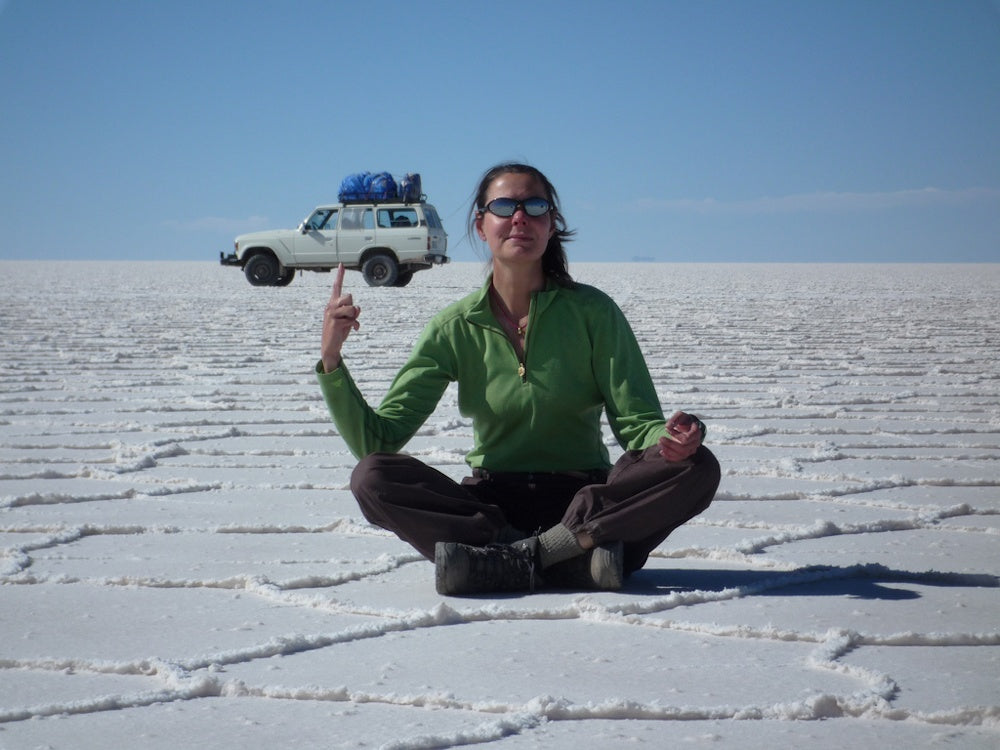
[350,445,720,575]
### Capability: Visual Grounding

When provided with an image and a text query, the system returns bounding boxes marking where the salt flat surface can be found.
[1,261,998,749]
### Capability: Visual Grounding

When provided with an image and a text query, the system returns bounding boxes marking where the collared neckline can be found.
[465,274,560,329]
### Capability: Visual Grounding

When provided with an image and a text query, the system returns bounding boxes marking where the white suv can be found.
[221,200,448,287]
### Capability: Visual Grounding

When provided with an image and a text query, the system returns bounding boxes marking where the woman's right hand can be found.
[321,263,361,373]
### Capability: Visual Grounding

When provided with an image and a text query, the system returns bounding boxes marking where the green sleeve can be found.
[590,299,668,451]
[315,324,454,459]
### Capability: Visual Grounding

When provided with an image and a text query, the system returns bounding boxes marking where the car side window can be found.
[306,209,333,230]
[378,208,418,228]
[423,208,441,229]
[341,207,371,230]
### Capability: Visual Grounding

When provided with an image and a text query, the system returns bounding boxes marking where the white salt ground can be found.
[1,261,998,749]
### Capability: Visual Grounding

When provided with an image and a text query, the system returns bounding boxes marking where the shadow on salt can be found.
[629,562,998,602]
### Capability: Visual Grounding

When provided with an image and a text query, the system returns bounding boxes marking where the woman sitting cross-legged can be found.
[317,162,720,595]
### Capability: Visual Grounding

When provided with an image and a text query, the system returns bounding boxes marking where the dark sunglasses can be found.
[480,197,552,218]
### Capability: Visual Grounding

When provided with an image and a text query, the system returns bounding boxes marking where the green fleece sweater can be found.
[317,277,668,472]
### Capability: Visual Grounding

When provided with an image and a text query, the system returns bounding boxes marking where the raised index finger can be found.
[331,262,346,300]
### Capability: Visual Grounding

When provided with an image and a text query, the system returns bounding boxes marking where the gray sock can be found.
[536,523,585,568]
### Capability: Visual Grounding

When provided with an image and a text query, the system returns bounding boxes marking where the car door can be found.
[336,206,375,265]
[293,208,339,265]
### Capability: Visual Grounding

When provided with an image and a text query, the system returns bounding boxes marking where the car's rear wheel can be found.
[361,253,398,287]
[244,254,281,286]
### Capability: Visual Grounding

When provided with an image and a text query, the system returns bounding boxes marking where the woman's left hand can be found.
[658,411,703,461]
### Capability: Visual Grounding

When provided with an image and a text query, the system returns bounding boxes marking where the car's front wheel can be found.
[361,253,399,287]
[244,254,281,286]
[274,268,295,286]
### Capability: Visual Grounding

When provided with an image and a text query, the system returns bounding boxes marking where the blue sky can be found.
[1,0,998,263]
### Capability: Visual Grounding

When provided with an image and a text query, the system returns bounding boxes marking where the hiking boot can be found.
[543,541,624,591]
[435,538,541,596]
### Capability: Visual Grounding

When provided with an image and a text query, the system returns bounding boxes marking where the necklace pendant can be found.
[516,325,525,336]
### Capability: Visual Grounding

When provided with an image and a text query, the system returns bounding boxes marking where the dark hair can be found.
[467,162,575,286]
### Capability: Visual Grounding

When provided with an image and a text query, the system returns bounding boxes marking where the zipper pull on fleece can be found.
[518,362,526,381]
